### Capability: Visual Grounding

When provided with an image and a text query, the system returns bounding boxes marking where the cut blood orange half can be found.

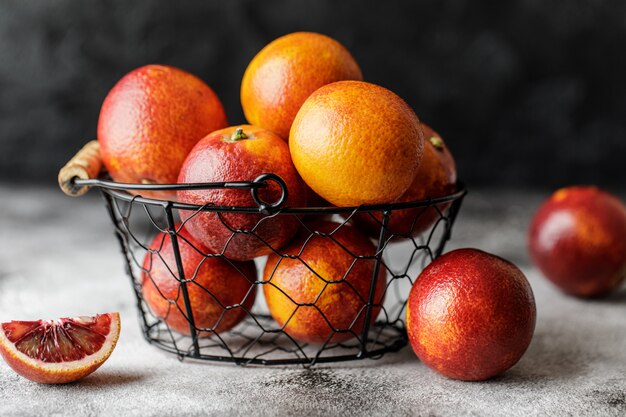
[0,312,120,384]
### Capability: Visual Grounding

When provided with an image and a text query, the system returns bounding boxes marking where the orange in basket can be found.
[290,80,425,207]
[352,124,457,238]
[97,64,228,200]
[264,221,386,344]
[241,32,363,140]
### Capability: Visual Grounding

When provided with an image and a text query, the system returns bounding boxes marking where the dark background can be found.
[1,0,625,189]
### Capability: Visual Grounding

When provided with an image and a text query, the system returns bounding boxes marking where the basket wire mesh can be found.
[76,174,466,366]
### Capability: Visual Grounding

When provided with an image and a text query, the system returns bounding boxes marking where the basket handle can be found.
[58,140,103,197]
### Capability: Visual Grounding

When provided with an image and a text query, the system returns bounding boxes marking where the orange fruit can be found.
[177,124,306,261]
[0,312,120,384]
[529,186,626,297]
[98,64,228,200]
[407,249,536,381]
[142,227,257,336]
[352,124,457,238]
[241,32,363,139]
[263,221,386,344]
[290,81,424,207]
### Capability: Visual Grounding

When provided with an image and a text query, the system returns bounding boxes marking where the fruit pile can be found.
[94,33,466,350]
[4,32,625,385]
[94,27,626,382]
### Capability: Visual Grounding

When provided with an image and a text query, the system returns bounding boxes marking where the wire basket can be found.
[59,141,467,367]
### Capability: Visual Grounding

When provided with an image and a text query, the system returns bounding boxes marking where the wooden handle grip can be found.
[58,140,103,197]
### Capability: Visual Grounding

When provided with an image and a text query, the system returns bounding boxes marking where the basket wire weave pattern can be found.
[74,173,466,367]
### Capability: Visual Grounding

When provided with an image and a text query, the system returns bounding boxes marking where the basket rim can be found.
[75,175,467,215]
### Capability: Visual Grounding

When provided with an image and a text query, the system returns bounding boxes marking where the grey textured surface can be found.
[0,186,625,416]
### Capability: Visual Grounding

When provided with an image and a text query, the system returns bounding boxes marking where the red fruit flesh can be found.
[407,248,536,381]
[0,312,120,384]
[3,315,111,362]
[529,186,626,297]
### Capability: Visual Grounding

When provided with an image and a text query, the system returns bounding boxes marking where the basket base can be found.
[141,314,408,366]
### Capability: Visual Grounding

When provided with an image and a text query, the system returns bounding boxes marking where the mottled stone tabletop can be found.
[0,186,624,417]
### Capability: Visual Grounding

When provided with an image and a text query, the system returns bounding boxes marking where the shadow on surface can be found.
[74,370,146,387]
[313,345,417,370]
[489,322,591,384]
[591,287,626,305]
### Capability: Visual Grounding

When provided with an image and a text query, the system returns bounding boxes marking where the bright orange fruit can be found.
[98,64,228,200]
[290,80,424,207]
[263,221,386,344]
[241,32,363,139]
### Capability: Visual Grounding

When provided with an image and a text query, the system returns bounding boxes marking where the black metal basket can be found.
[60,145,466,367]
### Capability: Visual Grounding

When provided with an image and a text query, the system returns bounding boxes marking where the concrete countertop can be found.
[0,186,624,417]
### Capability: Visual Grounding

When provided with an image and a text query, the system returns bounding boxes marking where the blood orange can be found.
[98,64,228,200]
[352,124,457,238]
[177,124,306,260]
[263,221,386,344]
[407,249,535,380]
[141,227,257,336]
[241,32,363,139]
[529,186,626,297]
[289,80,424,207]
[0,312,120,384]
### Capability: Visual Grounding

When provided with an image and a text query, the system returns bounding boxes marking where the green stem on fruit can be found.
[228,128,249,142]
[429,136,445,151]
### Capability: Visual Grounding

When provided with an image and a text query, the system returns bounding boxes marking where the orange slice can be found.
[0,312,120,384]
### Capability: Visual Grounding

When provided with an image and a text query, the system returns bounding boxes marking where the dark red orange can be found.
[529,186,626,297]
[407,248,536,381]
[141,227,256,335]
[177,125,306,260]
